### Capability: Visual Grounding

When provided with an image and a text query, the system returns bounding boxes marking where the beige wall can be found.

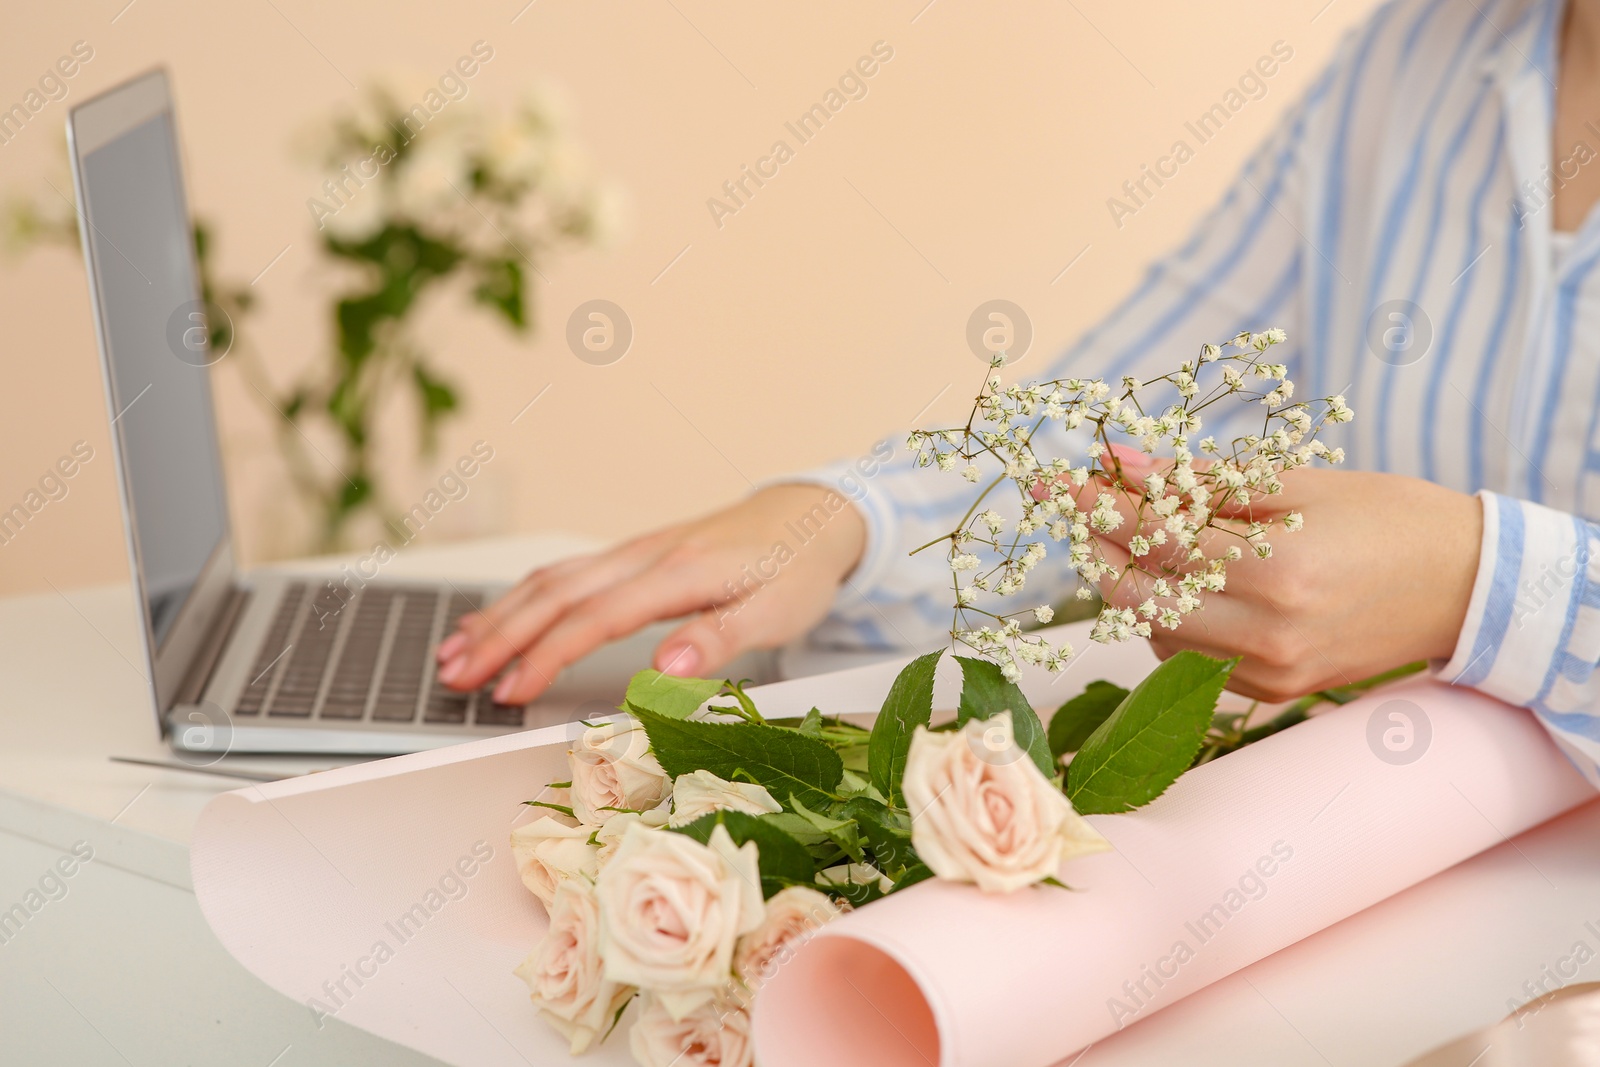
[0,0,1382,595]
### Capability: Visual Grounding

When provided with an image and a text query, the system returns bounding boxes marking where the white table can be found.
[0,534,597,1066]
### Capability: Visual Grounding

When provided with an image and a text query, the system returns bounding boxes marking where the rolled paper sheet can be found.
[751,679,1598,1067]
[1401,983,1600,1067]
[187,640,985,1067]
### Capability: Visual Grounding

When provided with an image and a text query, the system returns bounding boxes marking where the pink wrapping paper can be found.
[189,628,1599,1065]
[189,648,964,1067]
[751,679,1597,1067]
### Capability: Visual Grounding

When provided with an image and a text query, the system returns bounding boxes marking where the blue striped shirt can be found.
[797,0,1600,787]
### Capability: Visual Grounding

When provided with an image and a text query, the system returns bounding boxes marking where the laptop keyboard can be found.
[232,582,523,728]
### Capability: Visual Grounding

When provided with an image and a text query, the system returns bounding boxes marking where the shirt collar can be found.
[1480,0,1565,94]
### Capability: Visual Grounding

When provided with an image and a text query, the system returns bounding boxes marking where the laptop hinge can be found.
[173,585,251,708]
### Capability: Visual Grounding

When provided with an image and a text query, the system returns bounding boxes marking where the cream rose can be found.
[903,711,1109,893]
[669,769,783,827]
[733,885,840,989]
[513,879,633,1055]
[595,807,669,866]
[511,816,598,908]
[628,992,753,1067]
[569,719,672,825]
[596,822,763,1019]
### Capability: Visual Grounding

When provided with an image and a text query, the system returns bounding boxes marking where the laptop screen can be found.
[79,109,229,648]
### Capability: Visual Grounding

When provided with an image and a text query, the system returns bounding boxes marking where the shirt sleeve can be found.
[1435,492,1600,788]
[775,61,1337,653]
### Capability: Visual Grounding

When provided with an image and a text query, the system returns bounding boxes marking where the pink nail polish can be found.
[437,654,466,684]
[493,669,520,704]
[436,632,467,662]
[657,644,701,676]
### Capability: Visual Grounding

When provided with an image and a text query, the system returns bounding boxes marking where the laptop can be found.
[66,69,774,757]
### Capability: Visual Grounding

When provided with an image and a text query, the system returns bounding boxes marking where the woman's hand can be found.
[434,484,867,704]
[1080,450,1483,702]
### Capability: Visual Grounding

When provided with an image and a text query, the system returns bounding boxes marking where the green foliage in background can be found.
[5,84,607,552]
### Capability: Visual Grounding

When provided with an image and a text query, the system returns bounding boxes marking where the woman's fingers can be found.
[442,555,594,654]
[652,568,837,681]
[437,543,669,690]
[490,558,736,704]
[434,484,869,702]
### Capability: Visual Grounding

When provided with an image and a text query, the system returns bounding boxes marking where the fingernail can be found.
[493,668,520,704]
[656,644,701,677]
[436,632,467,662]
[437,654,466,684]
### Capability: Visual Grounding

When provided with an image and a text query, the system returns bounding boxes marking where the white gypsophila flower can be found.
[903,712,1108,893]
[917,327,1344,666]
[514,878,634,1056]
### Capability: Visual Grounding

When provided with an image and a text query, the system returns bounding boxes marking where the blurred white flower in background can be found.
[298,79,616,255]
[394,117,476,221]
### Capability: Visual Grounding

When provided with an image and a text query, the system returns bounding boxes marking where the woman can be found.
[439,0,1600,785]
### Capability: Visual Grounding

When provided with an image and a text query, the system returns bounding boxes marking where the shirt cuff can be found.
[758,453,903,598]
[1435,490,1588,708]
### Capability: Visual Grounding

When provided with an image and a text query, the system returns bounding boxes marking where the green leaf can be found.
[412,363,459,419]
[798,708,824,738]
[840,796,918,878]
[411,363,459,452]
[788,794,864,863]
[867,650,942,806]
[671,809,812,899]
[760,812,834,850]
[1048,680,1131,759]
[522,799,576,819]
[633,708,843,810]
[953,656,1053,778]
[472,256,527,328]
[890,863,934,892]
[623,669,723,720]
[336,473,372,514]
[1066,651,1238,815]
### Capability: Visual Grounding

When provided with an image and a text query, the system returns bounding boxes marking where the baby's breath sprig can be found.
[908,329,1352,681]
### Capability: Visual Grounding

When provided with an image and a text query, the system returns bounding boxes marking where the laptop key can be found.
[319,699,366,720]
[411,591,482,726]
[268,587,341,717]
[372,701,421,722]
[314,589,392,722]
[475,700,526,727]
[423,692,470,724]
[367,592,442,725]
[235,583,305,715]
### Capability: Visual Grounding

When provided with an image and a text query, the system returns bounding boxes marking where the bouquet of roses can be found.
[507,330,1365,1065]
